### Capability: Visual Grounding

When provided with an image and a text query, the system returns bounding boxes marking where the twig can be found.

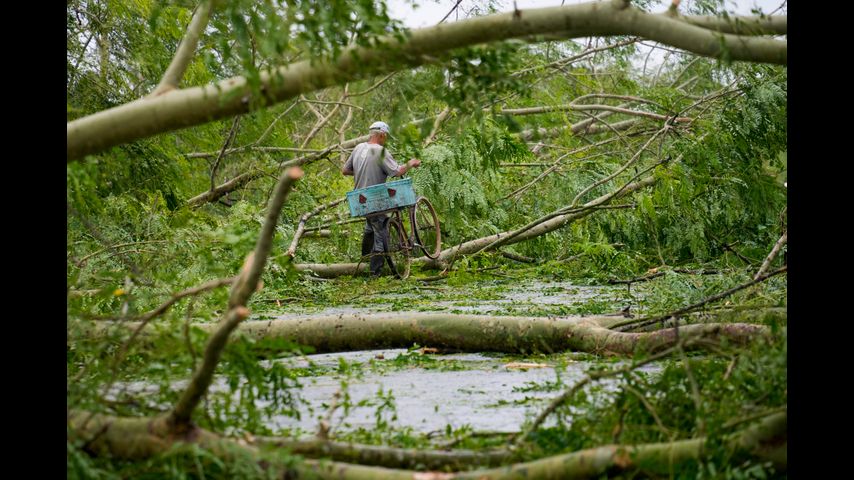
[625,385,671,437]
[337,99,355,164]
[286,198,347,257]
[300,89,347,149]
[512,344,681,444]
[349,72,397,97]
[612,266,788,332]
[170,167,304,428]
[184,297,199,371]
[111,276,236,368]
[754,230,787,280]
[301,95,325,120]
[67,204,145,281]
[676,336,706,436]
[512,38,639,77]
[300,99,363,110]
[608,268,720,285]
[439,0,464,23]
[569,126,668,208]
[424,107,452,147]
[210,116,241,192]
[317,390,342,440]
[502,137,623,200]
[75,240,169,267]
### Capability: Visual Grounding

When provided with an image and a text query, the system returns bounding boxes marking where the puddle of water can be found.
[108,348,660,435]
[111,279,654,436]
[261,349,660,435]
[261,280,633,320]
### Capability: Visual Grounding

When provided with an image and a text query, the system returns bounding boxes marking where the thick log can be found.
[86,312,773,356]
[294,262,370,278]
[212,313,767,356]
[69,410,786,478]
[257,437,512,470]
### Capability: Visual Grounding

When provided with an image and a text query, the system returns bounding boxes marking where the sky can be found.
[386,0,786,29]
[383,0,786,73]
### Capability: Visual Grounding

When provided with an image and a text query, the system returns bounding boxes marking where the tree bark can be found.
[293,262,370,278]
[286,198,347,257]
[518,119,640,141]
[755,230,787,280]
[500,250,536,263]
[69,409,786,478]
[500,104,692,123]
[150,0,216,97]
[112,312,772,356]
[257,437,512,470]
[186,168,264,208]
[679,14,787,35]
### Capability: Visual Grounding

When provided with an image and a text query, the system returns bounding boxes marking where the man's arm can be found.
[395,158,421,176]
[342,150,355,176]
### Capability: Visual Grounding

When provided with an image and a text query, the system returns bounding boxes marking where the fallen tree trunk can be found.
[93,312,772,356]
[68,409,786,478]
[294,262,370,277]
[256,437,512,470]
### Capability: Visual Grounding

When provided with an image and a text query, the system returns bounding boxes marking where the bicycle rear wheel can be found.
[386,220,411,279]
[411,197,441,259]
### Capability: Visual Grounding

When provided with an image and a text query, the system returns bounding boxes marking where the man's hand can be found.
[397,158,422,177]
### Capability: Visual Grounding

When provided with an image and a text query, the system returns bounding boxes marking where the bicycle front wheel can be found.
[387,220,411,279]
[411,197,442,259]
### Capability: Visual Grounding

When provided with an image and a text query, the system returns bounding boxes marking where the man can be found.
[342,121,422,277]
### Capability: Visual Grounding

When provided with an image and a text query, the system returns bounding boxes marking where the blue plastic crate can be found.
[346,178,417,217]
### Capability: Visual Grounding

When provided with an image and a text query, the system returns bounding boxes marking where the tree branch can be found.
[169,167,303,428]
[210,116,241,192]
[514,344,680,443]
[68,2,785,161]
[754,230,787,280]
[286,198,346,258]
[150,0,216,97]
[500,104,692,124]
[612,266,788,332]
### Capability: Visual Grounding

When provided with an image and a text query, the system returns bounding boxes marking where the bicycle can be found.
[383,195,441,279]
[347,178,441,279]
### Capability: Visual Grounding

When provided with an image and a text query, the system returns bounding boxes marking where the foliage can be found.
[67,0,786,477]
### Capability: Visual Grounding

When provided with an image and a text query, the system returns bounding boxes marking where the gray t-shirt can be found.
[344,142,401,190]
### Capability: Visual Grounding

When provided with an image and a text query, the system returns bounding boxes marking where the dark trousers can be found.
[362,214,390,276]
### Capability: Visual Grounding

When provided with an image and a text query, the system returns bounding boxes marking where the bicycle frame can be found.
[388,205,418,254]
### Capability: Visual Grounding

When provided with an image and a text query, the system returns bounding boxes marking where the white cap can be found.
[369,121,390,135]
